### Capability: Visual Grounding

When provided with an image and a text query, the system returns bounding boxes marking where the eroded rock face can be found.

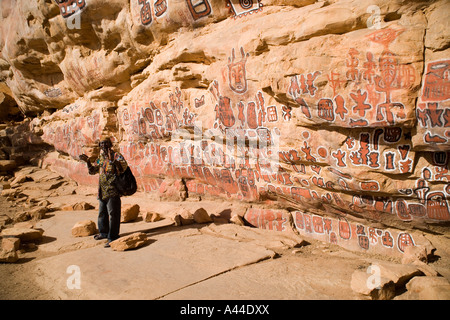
[0,0,449,257]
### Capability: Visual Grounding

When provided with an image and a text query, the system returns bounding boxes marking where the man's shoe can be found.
[104,241,111,248]
[94,234,107,240]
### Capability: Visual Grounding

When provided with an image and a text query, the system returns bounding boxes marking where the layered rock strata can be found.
[0,0,449,257]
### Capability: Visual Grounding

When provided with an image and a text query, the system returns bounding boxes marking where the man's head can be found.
[99,137,112,154]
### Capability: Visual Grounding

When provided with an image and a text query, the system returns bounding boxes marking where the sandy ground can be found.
[1,166,449,301]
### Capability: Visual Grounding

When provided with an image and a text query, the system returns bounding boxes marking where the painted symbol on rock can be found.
[350,89,372,117]
[317,98,335,121]
[215,96,235,128]
[281,105,292,121]
[422,60,450,102]
[227,0,263,19]
[365,27,407,125]
[228,47,249,94]
[346,48,360,81]
[382,231,394,248]
[397,233,414,253]
[338,217,351,240]
[366,27,404,50]
[138,0,153,25]
[426,192,450,220]
[54,0,86,18]
[374,51,405,124]
[154,0,167,17]
[186,0,212,21]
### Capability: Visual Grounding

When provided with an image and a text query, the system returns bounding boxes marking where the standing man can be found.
[79,137,128,247]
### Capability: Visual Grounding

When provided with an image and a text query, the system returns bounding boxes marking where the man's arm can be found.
[79,154,99,175]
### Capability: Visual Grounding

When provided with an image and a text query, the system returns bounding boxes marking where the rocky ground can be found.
[1,165,450,300]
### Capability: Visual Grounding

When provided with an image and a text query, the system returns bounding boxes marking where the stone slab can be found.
[32,233,275,299]
[35,209,174,254]
[161,252,363,300]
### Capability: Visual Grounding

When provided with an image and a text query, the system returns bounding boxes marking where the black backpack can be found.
[115,166,137,196]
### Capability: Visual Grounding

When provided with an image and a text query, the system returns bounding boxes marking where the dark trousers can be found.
[98,196,121,241]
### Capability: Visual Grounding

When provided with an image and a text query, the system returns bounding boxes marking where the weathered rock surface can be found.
[351,269,396,300]
[1,237,20,251]
[121,204,140,223]
[0,174,449,299]
[0,160,17,172]
[62,202,95,211]
[350,261,427,300]
[193,207,213,224]
[172,208,195,226]
[229,214,245,226]
[373,261,424,287]
[143,210,162,223]
[0,248,19,263]
[405,276,450,300]
[109,232,149,251]
[71,220,97,237]
[0,0,449,258]
[1,226,44,242]
[401,245,428,265]
[202,223,308,251]
[0,236,20,263]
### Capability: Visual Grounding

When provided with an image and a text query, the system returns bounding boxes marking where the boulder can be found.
[230,214,245,226]
[401,245,428,265]
[178,208,194,225]
[1,237,20,251]
[109,232,149,251]
[350,269,396,300]
[37,199,50,207]
[71,220,97,237]
[0,160,16,172]
[0,214,12,227]
[62,202,95,211]
[143,211,162,223]
[193,208,213,224]
[170,212,181,226]
[406,276,450,300]
[412,261,440,277]
[28,206,48,220]
[14,211,30,222]
[1,227,44,242]
[0,248,18,263]
[169,208,194,226]
[373,262,424,288]
[351,262,425,300]
[121,204,140,223]
[14,206,48,222]
[0,183,10,190]
[10,174,29,187]
[72,202,95,211]
[1,188,19,198]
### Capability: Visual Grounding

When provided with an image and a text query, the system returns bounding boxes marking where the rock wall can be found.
[1,0,449,257]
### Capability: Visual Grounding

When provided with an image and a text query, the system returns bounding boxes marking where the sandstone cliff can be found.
[0,0,449,257]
